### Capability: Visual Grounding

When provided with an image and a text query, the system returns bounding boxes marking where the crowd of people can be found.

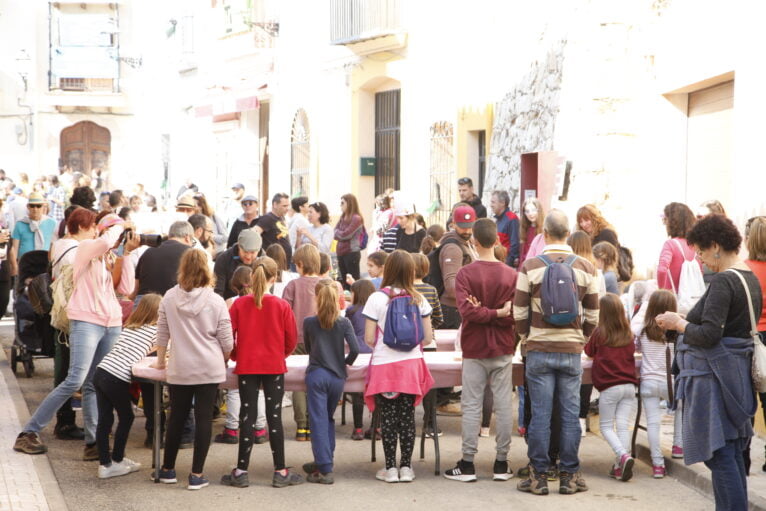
[2,168,764,509]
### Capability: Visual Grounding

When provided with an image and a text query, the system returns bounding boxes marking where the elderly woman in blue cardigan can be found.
[657,214,761,511]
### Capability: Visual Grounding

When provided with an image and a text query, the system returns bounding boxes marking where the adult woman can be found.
[334,194,364,288]
[153,250,233,490]
[657,202,700,292]
[194,194,227,254]
[656,214,761,510]
[697,200,727,218]
[519,198,545,265]
[577,204,619,248]
[298,202,333,255]
[363,250,434,483]
[14,214,127,459]
[744,216,766,473]
[392,202,425,254]
[49,208,99,441]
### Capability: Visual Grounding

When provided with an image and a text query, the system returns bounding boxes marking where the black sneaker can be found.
[54,424,85,440]
[559,470,588,495]
[517,465,549,495]
[221,469,249,488]
[493,460,514,481]
[272,469,304,488]
[444,460,477,482]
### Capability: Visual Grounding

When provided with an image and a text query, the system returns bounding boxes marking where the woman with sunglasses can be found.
[333,194,364,289]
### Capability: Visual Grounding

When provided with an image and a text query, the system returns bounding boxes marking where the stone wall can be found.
[483,41,566,211]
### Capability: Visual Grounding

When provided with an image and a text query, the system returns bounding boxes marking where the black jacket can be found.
[213,244,261,300]
[466,194,487,218]
[227,217,259,248]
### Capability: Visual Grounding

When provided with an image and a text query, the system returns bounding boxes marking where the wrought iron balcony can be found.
[330,0,401,45]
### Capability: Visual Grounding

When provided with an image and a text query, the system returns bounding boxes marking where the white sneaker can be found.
[399,466,415,482]
[579,418,587,437]
[98,462,131,479]
[376,467,399,483]
[479,427,490,438]
[120,458,141,473]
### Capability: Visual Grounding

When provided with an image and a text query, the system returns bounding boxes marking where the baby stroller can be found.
[10,250,55,377]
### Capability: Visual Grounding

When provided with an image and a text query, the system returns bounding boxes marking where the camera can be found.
[122,229,165,248]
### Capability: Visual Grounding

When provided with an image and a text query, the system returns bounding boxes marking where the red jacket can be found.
[229,294,298,374]
[583,328,638,391]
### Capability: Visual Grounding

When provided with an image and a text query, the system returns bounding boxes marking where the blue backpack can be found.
[537,254,580,326]
[381,288,424,351]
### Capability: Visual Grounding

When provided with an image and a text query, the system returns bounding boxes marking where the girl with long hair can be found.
[302,279,359,483]
[221,256,303,489]
[334,193,364,288]
[584,294,638,482]
[519,198,546,264]
[657,202,700,293]
[363,250,434,483]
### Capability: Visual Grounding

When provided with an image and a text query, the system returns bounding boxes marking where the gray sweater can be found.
[303,316,359,379]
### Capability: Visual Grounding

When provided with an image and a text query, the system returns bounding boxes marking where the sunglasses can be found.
[242,201,256,207]
[457,178,472,186]
[28,204,43,209]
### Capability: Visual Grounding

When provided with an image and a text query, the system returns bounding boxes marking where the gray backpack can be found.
[537,254,579,325]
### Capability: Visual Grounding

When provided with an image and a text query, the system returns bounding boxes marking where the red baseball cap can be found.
[453,205,477,228]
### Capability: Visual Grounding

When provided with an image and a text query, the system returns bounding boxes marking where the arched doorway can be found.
[60,121,111,190]
[290,109,310,198]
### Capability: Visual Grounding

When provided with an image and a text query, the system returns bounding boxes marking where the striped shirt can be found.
[415,282,443,329]
[513,244,599,354]
[381,226,399,253]
[98,325,157,383]
[635,332,674,383]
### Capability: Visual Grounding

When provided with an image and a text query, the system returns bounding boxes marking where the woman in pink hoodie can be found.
[15,214,128,459]
[152,249,233,491]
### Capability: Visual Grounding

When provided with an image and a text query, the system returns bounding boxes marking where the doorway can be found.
[60,121,111,191]
[374,89,400,195]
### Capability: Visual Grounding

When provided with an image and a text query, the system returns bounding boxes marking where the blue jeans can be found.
[306,367,344,474]
[525,351,582,473]
[704,438,749,511]
[24,320,121,444]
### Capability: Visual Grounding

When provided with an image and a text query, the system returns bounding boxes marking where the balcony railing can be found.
[330,0,400,45]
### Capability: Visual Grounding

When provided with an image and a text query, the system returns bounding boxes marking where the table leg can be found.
[431,395,440,475]
[153,381,161,483]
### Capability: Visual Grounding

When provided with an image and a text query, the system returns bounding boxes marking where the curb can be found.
[0,347,69,511]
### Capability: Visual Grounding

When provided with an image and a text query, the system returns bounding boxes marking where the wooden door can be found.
[60,121,111,188]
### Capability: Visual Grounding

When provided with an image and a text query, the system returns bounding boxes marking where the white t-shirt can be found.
[50,238,79,280]
[362,287,432,366]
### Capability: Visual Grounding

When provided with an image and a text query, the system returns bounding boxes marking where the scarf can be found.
[19,216,46,250]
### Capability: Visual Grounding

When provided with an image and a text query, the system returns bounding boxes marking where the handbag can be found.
[727,268,766,392]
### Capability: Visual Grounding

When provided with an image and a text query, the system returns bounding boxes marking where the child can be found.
[221,256,303,488]
[420,224,445,255]
[634,289,682,478]
[282,244,322,441]
[302,279,359,483]
[320,252,346,310]
[363,250,434,483]
[592,241,619,294]
[346,251,387,290]
[345,279,375,440]
[267,244,298,298]
[583,293,638,482]
[215,266,269,445]
[93,294,162,479]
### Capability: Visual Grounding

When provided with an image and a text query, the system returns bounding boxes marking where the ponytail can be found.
[315,279,339,329]
[251,256,278,308]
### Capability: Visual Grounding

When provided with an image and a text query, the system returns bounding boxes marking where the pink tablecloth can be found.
[132,352,465,392]
[434,329,458,352]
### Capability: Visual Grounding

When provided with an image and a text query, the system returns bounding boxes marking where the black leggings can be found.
[351,392,365,429]
[377,393,416,469]
[54,334,75,427]
[94,368,134,466]
[163,383,218,474]
[337,252,360,290]
[237,374,286,471]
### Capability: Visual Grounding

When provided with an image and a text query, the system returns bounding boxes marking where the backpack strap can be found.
[671,238,692,263]
[563,254,578,267]
[52,245,77,270]
[536,254,552,266]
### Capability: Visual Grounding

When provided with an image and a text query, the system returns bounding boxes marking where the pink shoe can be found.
[517,427,526,437]
[618,453,634,481]
[609,466,622,479]
[672,446,683,459]
[653,465,666,479]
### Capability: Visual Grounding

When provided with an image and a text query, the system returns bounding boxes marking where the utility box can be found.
[360,157,376,176]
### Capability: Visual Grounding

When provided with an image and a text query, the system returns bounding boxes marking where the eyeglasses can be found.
[242,201,256,207]
[28,204,43,209]
[205,229,214,234]
[457,178,472,186]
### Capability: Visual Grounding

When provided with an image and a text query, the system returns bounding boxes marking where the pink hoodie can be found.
[66,225,124,328]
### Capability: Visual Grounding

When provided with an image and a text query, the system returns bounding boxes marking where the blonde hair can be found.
[315,279,339,329]
[592,241,618,271]
[293,244,321,275]
[747,216,766,262]
[520,198,544,243]
[177,250,214,291]
[252,256,278,308]
[597,293,633,347]
[567,231,595,265]
[124,293,161,329]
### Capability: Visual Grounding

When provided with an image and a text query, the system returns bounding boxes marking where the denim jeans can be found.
[24,320,121,444]
[640,379,682,466]
[223,389,266,431]
[704,438,749,511]
[306,367,345,474]
[598,383,637,462]
[525,351,582,473]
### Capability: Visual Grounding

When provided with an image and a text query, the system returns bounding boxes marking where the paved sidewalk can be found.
[0,345,66,511]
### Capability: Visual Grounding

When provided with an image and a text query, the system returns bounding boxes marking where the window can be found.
[290,109,310,198]
[49,3,119,92]
[429,121,455,227]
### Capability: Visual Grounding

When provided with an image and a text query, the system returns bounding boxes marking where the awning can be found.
[194,83,268,119]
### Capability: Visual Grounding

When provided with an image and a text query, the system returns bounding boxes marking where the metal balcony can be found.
[330,0,401,45]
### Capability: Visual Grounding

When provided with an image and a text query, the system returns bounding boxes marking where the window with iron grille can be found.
[428,121,455,227]
[291,109,310,198]
[375,89,400,195]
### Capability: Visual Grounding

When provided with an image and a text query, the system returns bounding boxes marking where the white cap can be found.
[394,203,415,217]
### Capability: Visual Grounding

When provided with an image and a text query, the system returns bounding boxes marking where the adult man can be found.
[215,229,262,300]
[132,221,193,299]
[47,175,66,222]
[188,213,215,266]
[9,193,57,277]
[255,192,292,265]
[456,177,487,218]
[227,195,259,248]
[7,187,28,232]
[445,218,517,482]
[98,191,111,212]
[175,194,196,218]
[288,196,310,253]
[490,190,520,266]
[224,183,246,229]
[513,209,599,496]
